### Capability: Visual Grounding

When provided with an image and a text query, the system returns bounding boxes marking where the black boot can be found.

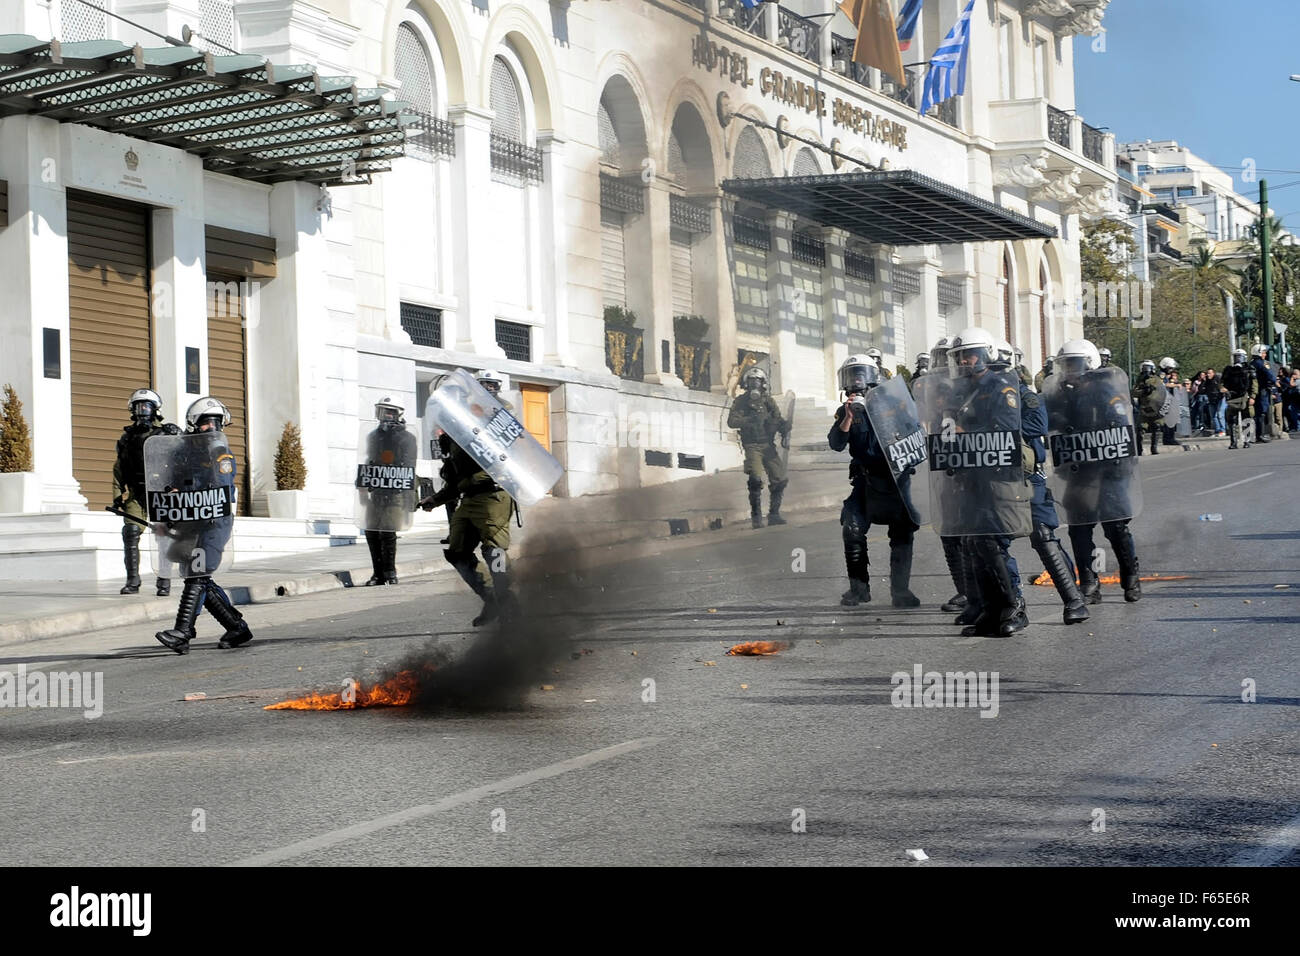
[156,577,204,654]
[939,537,967,612]
[446,549,495,625]
[982,547,1027,637]
[767,480,788,526]
[1150,428,1159,455]
[889,538,920,608]
[363,530,386,585]
[840,539,871,606]
[156,577,171,597]
[748,480,764,529]
[1106,524,1142,602]
[1069,527,1103,604]
[203,581,253,648]
[954,542,985,625]
[383,532,399,585]
[1033,529,1089,625]
[120,524,141,594]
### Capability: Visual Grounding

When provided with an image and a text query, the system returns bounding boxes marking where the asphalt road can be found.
[1,440,1297,867]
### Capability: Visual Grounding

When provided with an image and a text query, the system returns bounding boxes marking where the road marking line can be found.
[1229,810,1300,866]
[223,736,665,867]
[57,748,245,765]
[0,741,80,761]
[1193,472,1273,496]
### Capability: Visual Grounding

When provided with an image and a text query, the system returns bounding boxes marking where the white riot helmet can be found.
[1140,359,1157,376]
[1232,348,1249,365]
[915,352,931,370]
[742,366,769,394]
[476,369,505,395]
[1057,339,1101,378]
[839,355,881,395]
[990,339,1015,370]
[1159,356,1178,372]
[1251,344,1268,358]
[948,327,997,376]
[374,396,404,427]
[127,387,162,423]
[185,396,230,432]
[930,337,951,370]
[864,347,884,369]
[1098,347,1112,367]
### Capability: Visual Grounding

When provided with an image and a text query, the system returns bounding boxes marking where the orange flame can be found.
[726,641,789,656]
[1031,571,1191,586]
[264,669,424,711]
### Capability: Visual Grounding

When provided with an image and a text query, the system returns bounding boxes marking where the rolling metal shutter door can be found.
[207,282,250,514]
[670,227,693,316]
[67,194,152,512]
[601,209,626,307]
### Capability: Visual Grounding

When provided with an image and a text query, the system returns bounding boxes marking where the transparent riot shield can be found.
[914,368,1032,538]
[1042,366,1142,526]
[425,368,563,507]
[1163,384,1182,428]
[1135,376,1168,424]
[355,422,418,532]
[863,375,931,527]
[144,432,236,579]
[776,390,796,469]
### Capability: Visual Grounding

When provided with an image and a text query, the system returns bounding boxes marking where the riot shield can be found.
[914,368,1031,538]
[425,368,563,507]
[1163,384,1182,428]
[1136,377,1168,422]
[776,390,796,469]
[1042,366,1142,526]
[863,375,931,527]
[355,423,418,532]
[144,432,236,579]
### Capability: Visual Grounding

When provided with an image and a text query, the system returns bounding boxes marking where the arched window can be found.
[61,0,107,42]
[668,127,687,183]
[198,0,237,52]
[1002,250,1014,345]
[395,21,446,161]
[490,55,525,142]
[792,147,821,177]
[598,100,619,166]
[733,126,772,179]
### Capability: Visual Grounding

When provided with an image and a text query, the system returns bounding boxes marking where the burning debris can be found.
[1030,571,1190,587]
[265,668,427,711]
[726,641,790,656]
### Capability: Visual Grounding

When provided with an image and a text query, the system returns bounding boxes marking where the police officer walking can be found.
[356,397,418,586]
[1132,360,1167,455]
[112,388,178,596]
[828,356,923,608]
[727,367,790,529]
[1249,344,1276,443]
[1221,349,1256,449]
[152,397,252,653]
[997,341,1089,625]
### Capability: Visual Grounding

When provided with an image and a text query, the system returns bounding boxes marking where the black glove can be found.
[161,423,181,436]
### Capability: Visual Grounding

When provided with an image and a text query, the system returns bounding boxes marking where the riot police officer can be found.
[914,337,968,614]
[1047,346,1145,605]
[153,397,252,654]
[912,352,931,379]
[1132,360,1167,455]
[357,397,418,586]
[1250,344,1276,442]
[1221,349,1257,449]
[865,347,893,379]
[1098,347,1112,369]
[1034,356,1054,393]
[828,356,921,608]
[727,367,790,529]
[112,388,178,596]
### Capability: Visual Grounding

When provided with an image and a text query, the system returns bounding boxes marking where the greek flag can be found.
[919,0,975,118]
[896,0,923,50]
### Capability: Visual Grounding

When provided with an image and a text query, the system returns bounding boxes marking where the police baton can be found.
[105,504,150,529]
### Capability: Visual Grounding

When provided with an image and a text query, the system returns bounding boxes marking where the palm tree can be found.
[1182,241,1239,337]
[1240,215,1299,310]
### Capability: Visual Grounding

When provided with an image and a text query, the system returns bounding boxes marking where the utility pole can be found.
[1261,179,1275,349]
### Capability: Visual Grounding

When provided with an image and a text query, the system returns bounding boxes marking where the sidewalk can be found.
[0,427,1251,645]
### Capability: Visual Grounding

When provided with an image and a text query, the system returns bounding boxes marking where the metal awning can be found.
[722,169,1057,246]
[0,35,417,186]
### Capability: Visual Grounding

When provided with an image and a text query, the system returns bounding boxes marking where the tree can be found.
[1238,216,1300,340]
[1080,218,1138,286]
[273,421,307,491]
[0,385,34,473]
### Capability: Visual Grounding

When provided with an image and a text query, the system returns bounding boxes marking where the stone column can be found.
[624,176,681,386]
[0,114,82,510]
[538,132,574,366]
[820,226,850,390]
[448,105,506,358]
[692,190,734,392]
[150,162,208,427]
[764,209,796,393]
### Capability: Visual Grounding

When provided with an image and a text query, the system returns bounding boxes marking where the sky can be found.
[1073,0,1300,222]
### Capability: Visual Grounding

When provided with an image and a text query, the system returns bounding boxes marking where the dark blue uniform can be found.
[1251,355,1277,440]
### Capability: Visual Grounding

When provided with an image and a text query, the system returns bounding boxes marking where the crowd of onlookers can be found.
[1164,363,1300,437]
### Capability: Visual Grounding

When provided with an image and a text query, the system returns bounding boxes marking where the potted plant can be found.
[604,305,643,379]
[0,385,40,514]
[674,315,712,391]
[268,421,309,519]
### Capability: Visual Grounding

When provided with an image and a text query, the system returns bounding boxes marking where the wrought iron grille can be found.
[732,214,771,251]
[737,2,769,40]
[405,112,455,161]
[601,173,643,215]
[937,277,964,308]
[1047,105,1072,150]
[400,303,443,348]
[778,8,820,63]
[830,34,872,86]
[199,0,237,53]
[670,194,711,234]
[1081,122,1105,164]
[792,232,825,268]
[490,134,544,182]
[894,267,921,296]
[606,326,644,380]
[677,453,705,472]
[61,0,107,43]
[845,251,876,282]
[495,319,532,362]
[883,67,919,108]
[936,96,961,129]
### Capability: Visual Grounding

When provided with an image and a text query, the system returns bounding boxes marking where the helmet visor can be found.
[839,363,879,394]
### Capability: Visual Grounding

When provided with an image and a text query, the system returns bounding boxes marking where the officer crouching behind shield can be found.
[151,397,252,654]
[112,388,179,597]
[829,356,921,608]
[727,367,790,529]
[356,397,418,586]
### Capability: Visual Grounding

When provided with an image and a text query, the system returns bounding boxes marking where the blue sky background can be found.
[1073,0,1300,222]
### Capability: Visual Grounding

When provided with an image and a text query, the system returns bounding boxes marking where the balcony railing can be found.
[670,194,712,234]
[404,111,455,161]
[830,34,872,87]
[777,7,819,64]
[935,96,960,130]
[734,1,768,41]
[1047,105,1072,149]
[490,133,543,182]
[601,173,644,215]
[1081,121,1106,165]
[883,67,921,109]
